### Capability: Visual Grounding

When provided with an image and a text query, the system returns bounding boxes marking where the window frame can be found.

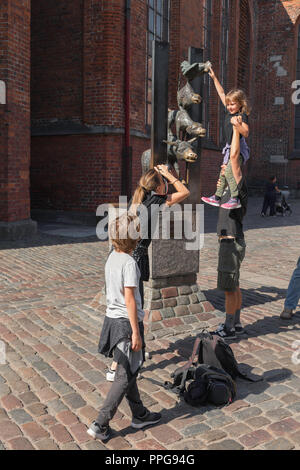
[146,0,170,130]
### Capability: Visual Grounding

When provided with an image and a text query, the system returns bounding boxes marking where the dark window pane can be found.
[156,14,162,38]
[148,8,154,33]
[149,0,154,8]
[157,0,163,14]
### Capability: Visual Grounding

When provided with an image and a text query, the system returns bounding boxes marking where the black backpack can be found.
[197,330,261,382]
[183,365,236,407]
[164,330,261,396]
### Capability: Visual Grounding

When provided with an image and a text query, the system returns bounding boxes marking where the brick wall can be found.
[0,0,31,223]
[248,0,300,191]
[4,0,299,222]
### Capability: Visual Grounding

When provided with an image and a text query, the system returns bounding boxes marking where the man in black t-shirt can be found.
[213,127,248,340]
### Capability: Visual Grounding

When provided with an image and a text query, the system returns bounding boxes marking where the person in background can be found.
[261,176,281,217]
[280,257,300,320]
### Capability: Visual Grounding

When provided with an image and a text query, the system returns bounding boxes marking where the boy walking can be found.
[87,214,161,441]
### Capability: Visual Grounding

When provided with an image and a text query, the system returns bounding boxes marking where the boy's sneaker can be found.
[213,323,236,339]
[234,323,245,335]
[201,195,221,207]
[131,410,161,429]
[87,421,111,441]
[280,308,294,320]
[221,198,241,210]
[106,368,116,382]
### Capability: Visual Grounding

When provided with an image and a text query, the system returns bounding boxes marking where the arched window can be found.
[237,0,251,96]
[295,23,300,150]
[146,0,170,127]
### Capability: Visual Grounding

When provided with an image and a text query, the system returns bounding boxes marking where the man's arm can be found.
[230,126,242,186]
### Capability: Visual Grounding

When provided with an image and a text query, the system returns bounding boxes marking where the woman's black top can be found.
[132,193,167,281]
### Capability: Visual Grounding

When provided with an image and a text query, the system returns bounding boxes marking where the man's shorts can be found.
[217,238,246,292]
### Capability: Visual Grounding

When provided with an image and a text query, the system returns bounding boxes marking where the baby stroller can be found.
[275,192,292,216]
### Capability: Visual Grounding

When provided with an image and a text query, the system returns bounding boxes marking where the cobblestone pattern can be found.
[0,198,299,450]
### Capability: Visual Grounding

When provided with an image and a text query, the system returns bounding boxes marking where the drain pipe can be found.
[122,0,132,198]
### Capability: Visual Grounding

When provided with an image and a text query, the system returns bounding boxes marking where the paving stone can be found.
[268,418,300,436]
[9,409,34,425]
[49,424,73,444]
[21,422,50,441]
[267,384,293,397]
[244,393,272,404]
[1,394,23,411]
[239,430,273,449]
[148,424,182,445]
[35,439,59,450]
[46,399,69,414]
[0,383,10,398]
[84,440,107,450]
[0,421,22,441]
[201,429,227,443]
[18,391,39,406]
[207,439,244,450]
[60,442,81,450]
[7,437,35,450]
[63,393,86,409]
[223,422,252,438]
[259,400,283,412]
[287,402,300,413]
[183,423,211,438]
[263,438,295,450]
[81,370,104,384]
[266,408,293,421]
[233,407,262,420]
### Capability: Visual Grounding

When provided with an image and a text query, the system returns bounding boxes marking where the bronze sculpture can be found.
[141,60,211,179]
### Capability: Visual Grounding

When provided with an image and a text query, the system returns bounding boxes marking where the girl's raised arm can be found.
[209,67,226,107]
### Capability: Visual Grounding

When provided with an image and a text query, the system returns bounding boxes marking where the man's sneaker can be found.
[221,198,242,210]
[131,411,161,429]
[87,421,111,441]
[213,324,236,339]
[280,308,294,320]
[234,323,245,335]
[201,195,221,207]
[106,368,116,382]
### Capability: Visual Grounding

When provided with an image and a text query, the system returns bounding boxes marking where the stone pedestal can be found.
[143,212,214,340]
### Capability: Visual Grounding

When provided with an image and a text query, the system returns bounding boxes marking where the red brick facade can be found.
[0,0,31,223]
[1,0,300,223]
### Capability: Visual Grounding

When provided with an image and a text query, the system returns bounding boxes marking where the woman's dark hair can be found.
[270,176,276,181]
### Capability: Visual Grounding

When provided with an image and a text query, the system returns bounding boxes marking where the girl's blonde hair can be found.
[130,169,162,215]
[225,89,251,116]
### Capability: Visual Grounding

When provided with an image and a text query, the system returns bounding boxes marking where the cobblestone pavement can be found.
[0,197,300,450]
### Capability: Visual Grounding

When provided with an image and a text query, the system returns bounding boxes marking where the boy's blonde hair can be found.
[109,214,140,254]
[225,89,251,116]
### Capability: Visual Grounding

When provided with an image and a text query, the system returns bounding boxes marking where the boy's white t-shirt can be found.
[105,250,145,322]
